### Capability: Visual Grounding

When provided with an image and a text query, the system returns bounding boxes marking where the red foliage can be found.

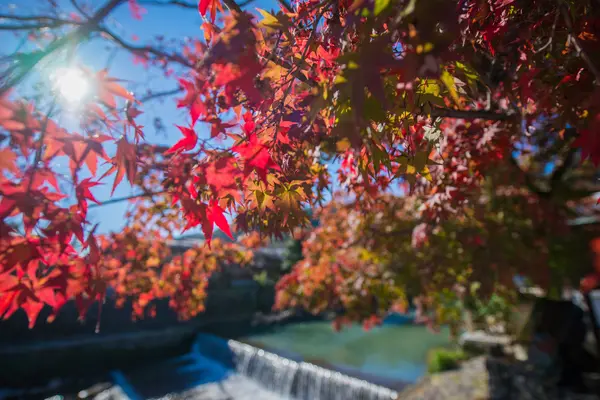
[0,0,599,329]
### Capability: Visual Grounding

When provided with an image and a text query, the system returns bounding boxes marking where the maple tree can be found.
[0,0,599,329]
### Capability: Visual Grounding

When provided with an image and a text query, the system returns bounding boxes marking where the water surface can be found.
[244,321,451,383]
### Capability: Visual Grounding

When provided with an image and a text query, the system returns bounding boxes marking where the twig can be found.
[559,3,600,85]
[138,0,196,7]
[221,0,243,13]
[70,0,91,18]
[0,0,127,96]
[276,0,294,13]
[0,13,78,23]
[534,11,559,54]
[27,101,57,193]
[88,191,167,208]
[429,107,514,121]
[99,26,194,68]
[139,87,183,102]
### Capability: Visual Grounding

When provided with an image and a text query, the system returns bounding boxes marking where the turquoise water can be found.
[243,320,451,384]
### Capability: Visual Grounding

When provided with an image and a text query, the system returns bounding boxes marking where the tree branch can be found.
[139,0,196,7]
[221,0,243,13]
[89,191,167,208]
[276,0,294,13]
[430,107,514,121]
[0,13,78,23]
[0,0,127,96]
[549,145,577,191]
[0,23,71,30]
[139,87,183,102]
[560,4,600,85]
[98,26,194,68]
[509,155,549,198]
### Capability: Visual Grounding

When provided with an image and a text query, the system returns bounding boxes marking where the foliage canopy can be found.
[0,0,599,328]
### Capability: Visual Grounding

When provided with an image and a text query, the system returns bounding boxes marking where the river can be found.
[242,320,451,384]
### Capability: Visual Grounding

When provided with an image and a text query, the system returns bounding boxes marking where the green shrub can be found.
[427,347,468,373]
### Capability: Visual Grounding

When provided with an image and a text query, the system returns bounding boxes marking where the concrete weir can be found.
[0,333,401,399]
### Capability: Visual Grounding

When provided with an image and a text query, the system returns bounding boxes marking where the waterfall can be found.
[227,340,398,400]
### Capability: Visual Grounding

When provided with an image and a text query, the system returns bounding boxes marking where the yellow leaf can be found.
[440,70,462,107]
[256,8,282,29]
[347,60,359,70]
[256,9,293,42]
[334,74,348,84]
[420,165,432,181]
[263,61,287,82]
[336,138,351,152]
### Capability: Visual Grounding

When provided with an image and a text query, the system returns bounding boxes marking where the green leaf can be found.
[363,96,387,122]
[371,142,389,172]
[374,0,391,16]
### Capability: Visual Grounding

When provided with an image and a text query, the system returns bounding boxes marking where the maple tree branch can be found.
[0,23,72,30]
[0,14,78,23]
[509,155,550,198]
[560,3,600,85]
[28,101,57,193]
[221,0,243,13]
[276,0,294,13]
[138,0,196,7]
[429,107,513,121]
[98,26,194,68]
[88,191,167,208]
[139,87,183,102]
[70,0,91,18]
[549,145,577,192]
[0,0,127,96]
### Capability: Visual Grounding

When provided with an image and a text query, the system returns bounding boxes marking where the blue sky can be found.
[1,0,283,236]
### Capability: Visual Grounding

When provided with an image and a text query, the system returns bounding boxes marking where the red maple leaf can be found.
[177,78,197,109]
[95,69,135,109]
[166,125,198,154]
[232,133,281,183]
[204,156,240,192]
[198,0,221,21]
[208,199,233,240]
[0,149,18,176]
[76,178,101,216]
[190,100,206,126]
[44,132,111,176]
[102,137,137,195]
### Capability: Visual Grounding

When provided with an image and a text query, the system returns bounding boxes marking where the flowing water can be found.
[24,319,449,399]
[228,340,398,400]
[242,320,451,384]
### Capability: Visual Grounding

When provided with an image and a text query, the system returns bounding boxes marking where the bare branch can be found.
[0,13,77,23]
[276,0,293,13]
[139,87,183,102]
[0,0,127,95]
[89,191,167,209]
[70,0,91,18]
[0,23,69,30]
[139,0,196,7]
[99,26,194,68]
[560,4,600,85]
[430,107,514,121]
[221,0,243,13]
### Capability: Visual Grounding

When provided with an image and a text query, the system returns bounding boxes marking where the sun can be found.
[52,67,91,103]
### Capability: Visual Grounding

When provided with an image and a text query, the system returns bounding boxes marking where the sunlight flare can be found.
[52,67,90,103]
